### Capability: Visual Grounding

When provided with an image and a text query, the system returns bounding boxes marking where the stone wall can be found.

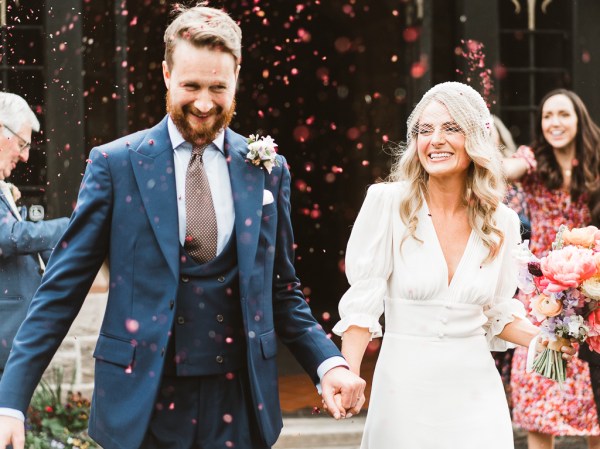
[42,267,108,398]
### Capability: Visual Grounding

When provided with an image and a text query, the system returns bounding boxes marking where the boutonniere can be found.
[246,134,279,174]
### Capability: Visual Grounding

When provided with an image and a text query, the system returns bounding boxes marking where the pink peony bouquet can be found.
[516,225,600,383]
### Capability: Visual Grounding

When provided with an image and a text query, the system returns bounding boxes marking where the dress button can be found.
[440,317,448,324]
[216,314,224,323]
[217,276,226,283]
[181,275,189,283]
[177,316,185,325]
[216,355,224,364]
[438,332,445,338]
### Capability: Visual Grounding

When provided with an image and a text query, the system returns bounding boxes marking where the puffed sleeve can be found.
[332,183,397,339]
[483,206,527,351]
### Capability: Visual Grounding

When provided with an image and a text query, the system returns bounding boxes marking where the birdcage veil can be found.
[392,81,506,264]
[406,81,493,152]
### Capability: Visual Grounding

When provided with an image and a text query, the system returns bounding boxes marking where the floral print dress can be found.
[510,171,600,435]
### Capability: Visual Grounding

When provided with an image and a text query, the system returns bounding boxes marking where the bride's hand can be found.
[346,392,366,418]
[322,392,365,418]
[538,338,577,361]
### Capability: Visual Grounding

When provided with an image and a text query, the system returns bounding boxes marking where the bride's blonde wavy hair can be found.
[389,82,506,264]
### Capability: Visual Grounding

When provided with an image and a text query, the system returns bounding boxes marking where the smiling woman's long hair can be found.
[389,82,506,264]
[532,89,600,225]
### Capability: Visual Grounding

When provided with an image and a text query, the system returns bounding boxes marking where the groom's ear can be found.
[162,61,171,89]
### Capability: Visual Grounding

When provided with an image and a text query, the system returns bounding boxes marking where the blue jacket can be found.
[0,117,342,449]
[0,188,68,370]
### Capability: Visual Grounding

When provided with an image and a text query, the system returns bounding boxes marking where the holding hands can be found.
[320,366,366,420]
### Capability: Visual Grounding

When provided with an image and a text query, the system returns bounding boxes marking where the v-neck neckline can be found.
[421,202,474,290]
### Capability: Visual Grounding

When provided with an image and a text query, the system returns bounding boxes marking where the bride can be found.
[332,82,575,448]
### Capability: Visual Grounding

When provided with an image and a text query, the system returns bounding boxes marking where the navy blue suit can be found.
[0,188,68,373]
[0,117,341,449]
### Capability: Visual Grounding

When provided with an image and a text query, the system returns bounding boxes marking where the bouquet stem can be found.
[531,337,570,384]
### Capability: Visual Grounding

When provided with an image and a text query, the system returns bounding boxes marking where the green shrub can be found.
[25,367,97,449]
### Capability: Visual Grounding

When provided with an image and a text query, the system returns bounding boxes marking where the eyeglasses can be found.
[2,124,31,153]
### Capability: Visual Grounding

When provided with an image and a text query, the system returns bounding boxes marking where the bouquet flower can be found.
[516,225,600,383]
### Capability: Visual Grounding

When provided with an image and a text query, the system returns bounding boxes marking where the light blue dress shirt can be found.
[168,118,234,253]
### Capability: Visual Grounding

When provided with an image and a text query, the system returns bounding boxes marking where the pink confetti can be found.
[410,60,428,79]
[125,319,140,333]
[403,27,419,42]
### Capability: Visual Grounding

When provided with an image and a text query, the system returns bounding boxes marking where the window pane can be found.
[6,28,44,66]
[7,69,44,105]
[7,0,43,26]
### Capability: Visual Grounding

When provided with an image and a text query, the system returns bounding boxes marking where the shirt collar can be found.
[167,115,225,154]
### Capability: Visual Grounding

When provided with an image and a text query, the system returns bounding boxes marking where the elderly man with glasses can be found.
[0,92,69,380]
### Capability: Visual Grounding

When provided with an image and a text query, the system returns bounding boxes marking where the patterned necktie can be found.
[184,144,218,263]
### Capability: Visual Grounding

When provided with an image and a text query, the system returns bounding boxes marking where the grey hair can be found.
[0,92,40,137]
[164,3,242,68]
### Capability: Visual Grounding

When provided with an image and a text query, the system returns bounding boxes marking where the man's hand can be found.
[0,416,25,449]
[320,366,366,420]
[8,184,21,202]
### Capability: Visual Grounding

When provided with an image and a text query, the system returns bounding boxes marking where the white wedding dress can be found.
[333,182,526,449]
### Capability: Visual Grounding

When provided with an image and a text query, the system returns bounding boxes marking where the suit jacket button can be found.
[217,276,225,283]
[216,314,224,323]
[181,275,190,283]
[216,355,224,364]
[177,316,185,325]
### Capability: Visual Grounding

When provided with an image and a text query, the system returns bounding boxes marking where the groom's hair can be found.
[164,3,242,69]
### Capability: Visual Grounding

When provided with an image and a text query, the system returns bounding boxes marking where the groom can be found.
[0,5,365,449]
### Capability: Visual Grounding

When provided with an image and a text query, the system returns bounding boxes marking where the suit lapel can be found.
[0,183,19,220]
[225,129,264,297]
[130,117,180,280]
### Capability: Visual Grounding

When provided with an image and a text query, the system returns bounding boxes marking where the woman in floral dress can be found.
[505,89,600,449]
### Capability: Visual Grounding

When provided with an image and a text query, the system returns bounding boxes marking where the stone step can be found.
[273,416,364,448]
[281,447,359,449]
[274,417,588,449]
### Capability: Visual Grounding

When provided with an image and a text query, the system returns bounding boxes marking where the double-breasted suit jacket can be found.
[0,117,342,449]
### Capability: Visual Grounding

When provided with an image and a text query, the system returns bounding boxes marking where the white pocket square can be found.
[263,190,274,205]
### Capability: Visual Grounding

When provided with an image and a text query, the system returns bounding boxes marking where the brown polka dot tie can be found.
[184,144,218,263]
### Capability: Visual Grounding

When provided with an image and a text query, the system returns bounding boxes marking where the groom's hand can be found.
[0,416,24,449]
[320,366,366,420]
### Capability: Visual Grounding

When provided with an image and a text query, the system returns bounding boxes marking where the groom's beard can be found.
[166,91,236,147]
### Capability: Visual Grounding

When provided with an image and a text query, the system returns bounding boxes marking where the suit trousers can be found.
[140,369,269,449]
